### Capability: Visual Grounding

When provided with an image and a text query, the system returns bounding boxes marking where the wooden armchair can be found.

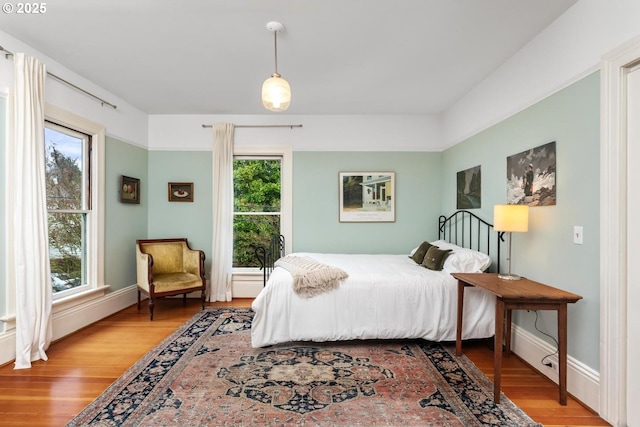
[136,238,206,320]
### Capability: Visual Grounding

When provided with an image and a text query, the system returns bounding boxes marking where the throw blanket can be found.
[275,256,349,298]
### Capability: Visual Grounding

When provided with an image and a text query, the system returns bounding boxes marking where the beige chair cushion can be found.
[152,272,203,292]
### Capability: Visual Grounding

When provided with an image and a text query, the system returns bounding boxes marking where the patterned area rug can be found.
[67,308,541,426]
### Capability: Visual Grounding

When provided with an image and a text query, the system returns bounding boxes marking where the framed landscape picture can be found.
[339,172,395,222]
[456,165,481,209]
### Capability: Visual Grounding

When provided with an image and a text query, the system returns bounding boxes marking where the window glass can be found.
[233,158,281,268]
[44,124,90,293]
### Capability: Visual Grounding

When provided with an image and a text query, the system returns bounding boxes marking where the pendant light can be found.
[262,21,291,112]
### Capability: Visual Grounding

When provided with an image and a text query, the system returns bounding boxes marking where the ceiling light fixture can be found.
[262,21,291,112]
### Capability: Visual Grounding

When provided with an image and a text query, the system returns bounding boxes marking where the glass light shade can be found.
[262,73,291,112]
[493,204,529,232]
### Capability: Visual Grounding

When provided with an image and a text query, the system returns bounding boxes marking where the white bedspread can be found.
[251,253,496,348]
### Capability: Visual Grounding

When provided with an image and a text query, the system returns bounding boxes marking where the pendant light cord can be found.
[273,30,279,75]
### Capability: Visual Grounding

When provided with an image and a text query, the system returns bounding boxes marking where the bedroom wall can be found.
[441,72,600,371]
[144,150,441,271]
[146,151,213,276]
[292,151,443,254]
[104,137,149,291]
[144,114,443,274]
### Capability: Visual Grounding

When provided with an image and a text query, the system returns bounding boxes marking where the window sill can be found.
[0,285,110,333]
[52,285,110,314]
[232,268,263,275]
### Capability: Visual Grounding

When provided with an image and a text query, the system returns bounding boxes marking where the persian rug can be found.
[67,308,541,427]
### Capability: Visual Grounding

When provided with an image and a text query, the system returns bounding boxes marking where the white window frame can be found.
[44,104,107,310]
[44,121,91,299]
[231,145,291,295]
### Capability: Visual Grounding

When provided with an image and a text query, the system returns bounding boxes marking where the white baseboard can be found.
[510,323,600,412]
[232,273,263,298]
[51,285,138,341]
[0,285,138,367]
[0,329,15,367]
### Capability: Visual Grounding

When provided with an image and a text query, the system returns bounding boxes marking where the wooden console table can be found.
[452,272,582,405]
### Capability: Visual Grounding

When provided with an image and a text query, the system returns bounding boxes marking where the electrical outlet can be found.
[544,359,559,373]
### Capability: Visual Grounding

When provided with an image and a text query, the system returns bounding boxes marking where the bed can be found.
[251,211,501,348]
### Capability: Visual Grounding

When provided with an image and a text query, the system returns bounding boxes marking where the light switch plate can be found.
[574,226,584,244]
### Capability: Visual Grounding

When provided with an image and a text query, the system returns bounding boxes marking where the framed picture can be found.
[339,172,395,222]
[168,182,194,202]
[456,165,481,209]
[506,141,556,206]
[120,175,140,204]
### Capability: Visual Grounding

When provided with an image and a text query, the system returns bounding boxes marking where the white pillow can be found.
[429,240,492,273]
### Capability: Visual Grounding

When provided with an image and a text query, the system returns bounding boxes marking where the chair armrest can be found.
[136,244,153,292]
[182,246,205,278]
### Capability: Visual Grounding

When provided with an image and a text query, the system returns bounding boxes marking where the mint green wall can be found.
[147,151,213,276]
[0,97,6,320]
[442,72,600,370]
[293,152,443,254]
[104,136,149,291]
[144,150,443,271]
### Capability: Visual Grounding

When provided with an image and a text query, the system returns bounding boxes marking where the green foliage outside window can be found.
[233,159,281,267]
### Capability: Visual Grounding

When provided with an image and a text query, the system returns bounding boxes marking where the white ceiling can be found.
[0,0,577,116]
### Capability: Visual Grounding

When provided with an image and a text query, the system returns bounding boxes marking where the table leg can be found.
[558,304,568,405]
[505,308,512,357]
[494,298,505,403]
[456,280,464,356]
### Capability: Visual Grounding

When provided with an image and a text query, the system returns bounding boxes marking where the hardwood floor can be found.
[0,298,609,427]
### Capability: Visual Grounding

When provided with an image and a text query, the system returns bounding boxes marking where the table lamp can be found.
[493,204,529,280]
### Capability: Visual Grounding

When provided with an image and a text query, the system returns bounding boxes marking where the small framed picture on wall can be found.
[120,175,140,204]
[456,165,481,209]
[168,182,194,202]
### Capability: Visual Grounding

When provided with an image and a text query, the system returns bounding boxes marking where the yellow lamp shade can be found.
[262,73,291,112]
[493,204,529,232]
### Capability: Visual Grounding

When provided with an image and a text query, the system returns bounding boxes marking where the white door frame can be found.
[600,34,640,427]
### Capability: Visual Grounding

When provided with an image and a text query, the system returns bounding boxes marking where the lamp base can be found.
[498,273,521,281]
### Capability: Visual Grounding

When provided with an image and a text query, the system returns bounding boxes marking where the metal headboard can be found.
[439,210,502,273]
[255,211,501,286]
[254,234,285,287]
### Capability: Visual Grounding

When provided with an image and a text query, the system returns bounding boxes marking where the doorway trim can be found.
[600,34,640,426]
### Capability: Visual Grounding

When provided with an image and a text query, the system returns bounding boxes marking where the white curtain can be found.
[209,123,235,301]
[11,53,53,369]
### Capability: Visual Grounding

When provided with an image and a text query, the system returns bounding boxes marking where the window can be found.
[231,145,291,272]
[44,105,105,300]
[44,123,90,294]
[233,157,282,268]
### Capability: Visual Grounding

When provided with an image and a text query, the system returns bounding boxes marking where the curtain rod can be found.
[0,45,118,110]
[202,124,303,129]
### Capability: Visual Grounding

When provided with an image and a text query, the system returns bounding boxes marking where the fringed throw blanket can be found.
[275,256,349,298]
